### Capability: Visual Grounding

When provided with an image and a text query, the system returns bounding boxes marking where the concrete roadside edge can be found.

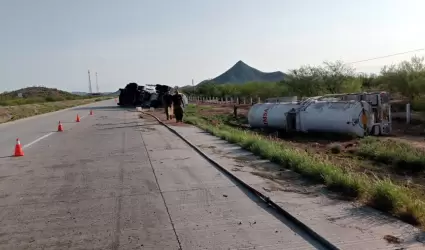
[140,110,340,250]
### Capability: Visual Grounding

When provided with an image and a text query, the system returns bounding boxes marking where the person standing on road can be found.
[172,89,185,123]
[163,91,174,120]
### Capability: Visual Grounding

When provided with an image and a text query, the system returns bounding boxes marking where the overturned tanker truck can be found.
[117,82,146,106]
[117,82,188,108]
[248,91,392,137]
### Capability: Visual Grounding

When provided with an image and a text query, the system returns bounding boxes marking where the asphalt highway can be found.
[0,100,327,249]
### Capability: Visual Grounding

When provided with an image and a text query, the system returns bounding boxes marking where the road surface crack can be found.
[139,127,183,250]
[111,129,126,249]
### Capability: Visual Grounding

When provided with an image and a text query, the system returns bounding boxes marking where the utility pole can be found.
[95,72,99,93]
[88,70,92,94]
[192,79,195,96]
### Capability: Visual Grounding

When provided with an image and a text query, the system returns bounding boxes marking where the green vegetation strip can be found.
[183,105,425,227]
[0,97,111,124]
[181,56,425,112]
[357,137,425,173]
[0,93,103,106]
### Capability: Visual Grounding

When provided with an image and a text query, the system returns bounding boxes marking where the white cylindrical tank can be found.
[247,100,373,137]
[299,101,372,137]
[248,103,301,129]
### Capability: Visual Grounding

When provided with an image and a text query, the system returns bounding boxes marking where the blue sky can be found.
[1,0,424,92]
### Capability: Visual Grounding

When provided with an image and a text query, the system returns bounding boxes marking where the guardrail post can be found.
[406,103,411,124]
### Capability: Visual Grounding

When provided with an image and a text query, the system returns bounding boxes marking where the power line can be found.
[345,48,425,65]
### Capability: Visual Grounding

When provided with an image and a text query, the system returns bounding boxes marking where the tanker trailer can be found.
[117,82,142,106]
[117,88,125,105]
[151,89,188,108]
[298,100,373,137]
[149,92,160,108]
[248,102,301,129]
[140,89,155,108]
[248,100,374,137]
[144,84,172,108]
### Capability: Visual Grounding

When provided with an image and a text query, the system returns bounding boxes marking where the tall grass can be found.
[357,137,425,173]
[184,108,425,227]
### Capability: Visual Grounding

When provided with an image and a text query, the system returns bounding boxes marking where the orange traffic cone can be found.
[76,114,80,122]
[90,110,93,115]
[14,138,24,157]
[58,121,63,132]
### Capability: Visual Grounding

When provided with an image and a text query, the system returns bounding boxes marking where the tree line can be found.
[181,56,425,109]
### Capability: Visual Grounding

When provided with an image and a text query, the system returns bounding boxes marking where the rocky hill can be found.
[1,87,79,99]
[0,86,87,106]
[200,60,285,85]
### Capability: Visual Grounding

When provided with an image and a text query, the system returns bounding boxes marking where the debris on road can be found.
[384,235,403,244]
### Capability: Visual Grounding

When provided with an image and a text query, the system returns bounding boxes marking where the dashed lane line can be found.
[21,114,89,150]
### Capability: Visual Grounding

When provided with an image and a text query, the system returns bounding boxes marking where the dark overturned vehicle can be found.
[117,82,188,109]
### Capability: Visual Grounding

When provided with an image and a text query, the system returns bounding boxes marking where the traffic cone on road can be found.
[57,121,63,132]
[90,110,93,115]
[76,114,80,122]
[14,138,24,157]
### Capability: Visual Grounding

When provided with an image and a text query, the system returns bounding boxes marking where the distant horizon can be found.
[2,54,425,94]
[0,87,117,95]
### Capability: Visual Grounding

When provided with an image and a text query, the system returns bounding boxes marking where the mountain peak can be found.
[229,60,263,74]
[233,60,250,68]
[199,61,286,85]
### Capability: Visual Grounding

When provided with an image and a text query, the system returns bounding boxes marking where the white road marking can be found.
[22,132,54,149]
[21,113,90,150]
